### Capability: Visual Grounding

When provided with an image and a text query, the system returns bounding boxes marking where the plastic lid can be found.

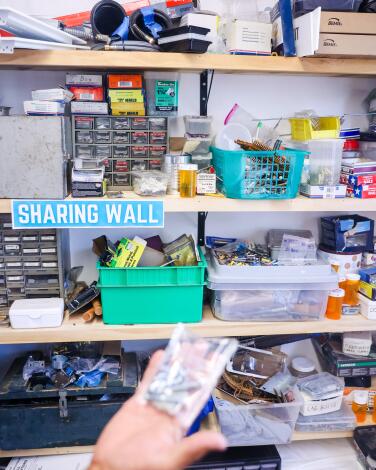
[346,273,361,281]
[343,139,360,151]
[329,288,345,298]
[179,164,198,171]
[339,277,346,283]
[292,357,316,374]
[354,390,369,405]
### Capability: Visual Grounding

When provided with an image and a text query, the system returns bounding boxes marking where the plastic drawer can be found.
[213,388,302,446]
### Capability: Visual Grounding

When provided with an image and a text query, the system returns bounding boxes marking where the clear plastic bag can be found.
[297,372,344,400]
[278,234,317,266]
[132,171,169,196]
[142,324,238,430]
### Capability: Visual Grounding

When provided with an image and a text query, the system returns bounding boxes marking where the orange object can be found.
[343,273,361,306]
[69,86,104,102]
[179,164,198,198]
[108,74,143,89]
[331,261,340,273]
[92,299,103,317]
[339,277,347,290]
[325,288,345,320]
[352,390,369,423]
[82,307,95,323]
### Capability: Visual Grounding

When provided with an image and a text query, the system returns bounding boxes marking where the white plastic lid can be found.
[346,273,361,281]
[292,357,316,374]
[354,390,369,405]
[329,288,345,298]
[339,277,346,283]
[179,164,198,171]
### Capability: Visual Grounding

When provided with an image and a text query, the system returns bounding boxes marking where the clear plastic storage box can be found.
[295,401,356,432]
[207,253,337,322]
[213,388,302,446]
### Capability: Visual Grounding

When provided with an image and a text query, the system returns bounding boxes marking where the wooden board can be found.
[2,306,376,344]
[1,51,376,76]
[2,194,376,214]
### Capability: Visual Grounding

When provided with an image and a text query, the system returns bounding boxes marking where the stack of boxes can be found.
[107,74,146,117]
[24,88,73,116]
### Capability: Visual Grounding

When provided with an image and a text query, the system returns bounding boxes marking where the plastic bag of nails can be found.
[131,171,169,197]
[142,324,238,430]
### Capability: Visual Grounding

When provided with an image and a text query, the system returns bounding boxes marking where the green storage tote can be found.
[97,246,207,325]
[211,147,306,200]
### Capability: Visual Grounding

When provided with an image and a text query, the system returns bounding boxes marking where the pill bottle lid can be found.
[329,288,345,298]
[346,273,361,281]
[292,357,316,373]
[179,164,198,171]
[354,390,369,405]
[330,260,340,266]
[343,139,359,151]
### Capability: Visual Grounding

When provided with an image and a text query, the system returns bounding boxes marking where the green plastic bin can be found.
[97,246,207,325]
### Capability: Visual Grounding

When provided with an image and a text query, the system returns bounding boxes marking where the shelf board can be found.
[2,194,376,214]
[2,306,376,345]
[1,51,376,76]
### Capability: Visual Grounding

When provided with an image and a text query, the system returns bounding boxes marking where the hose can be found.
[129,8,172,45]
[62,26,110,43]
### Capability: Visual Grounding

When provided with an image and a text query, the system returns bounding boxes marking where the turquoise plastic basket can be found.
[211,147,307,200]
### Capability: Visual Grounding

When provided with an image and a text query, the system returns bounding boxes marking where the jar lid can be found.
[346,273,361,281]
[339,277,346,283]
[343,139,360,151]
[354,390,369,405]
[179,164,198,171]
[330,288,345,298]
[292,357,316,374]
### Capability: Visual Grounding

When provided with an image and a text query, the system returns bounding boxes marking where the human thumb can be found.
[169,431,227,470]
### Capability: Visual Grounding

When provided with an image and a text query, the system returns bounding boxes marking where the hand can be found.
[89,351,227,470]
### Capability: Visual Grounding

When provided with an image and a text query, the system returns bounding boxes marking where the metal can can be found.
[162,154,191,195]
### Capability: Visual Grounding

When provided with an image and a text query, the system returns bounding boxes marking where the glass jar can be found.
[290,357,317,378]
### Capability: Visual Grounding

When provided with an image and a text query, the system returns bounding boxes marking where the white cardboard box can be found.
[9,298,64,329]
[24,100,65,115]
[71,101,108,115]
[360,293,376,320]
[300,184,347,199]
[227,20,272,55]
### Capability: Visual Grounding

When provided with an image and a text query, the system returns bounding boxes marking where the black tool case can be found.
[0,352,139,450]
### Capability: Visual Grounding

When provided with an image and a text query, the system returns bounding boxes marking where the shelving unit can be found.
[1,49,375,458]
[2,194,376,214]
[1,51,376,76]
[1,306,376,344]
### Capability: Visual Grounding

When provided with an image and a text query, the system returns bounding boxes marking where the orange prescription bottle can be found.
[179,164,198,198]
[352,390,369,424]
[339,277,347,291]
[325,288,345,320]
[343,273,361,306]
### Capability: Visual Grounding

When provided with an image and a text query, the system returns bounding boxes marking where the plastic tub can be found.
[213,388,302,446]
[295,401,356,432]
[98,246,206,325]
[211,147,306,199]
[184,115,212,136]
[307,139,344,186]
[289,117,340,141]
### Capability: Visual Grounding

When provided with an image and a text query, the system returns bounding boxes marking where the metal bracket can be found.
[197,212,207,247]
[58,390,68,419]
[200,70,209,117]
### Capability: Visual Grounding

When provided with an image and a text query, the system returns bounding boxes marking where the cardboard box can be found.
[360,293,376,320]
[352,184,376,199]
[360,280,376,301]
[69,87,104,102]
[108,89,145,104]
[314,336,376,377]
[227,20,272,55]
[108,74,143,89]
[24,101,66,115]
[295,8,376,57]
[300,184,347,199]
[340,173,376,186]
[66,73,103,87]
[71,101,109,115]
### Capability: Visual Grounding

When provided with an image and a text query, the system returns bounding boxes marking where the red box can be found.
[69,87,104,102]
[342,173,376,187]
[353,184,376,199]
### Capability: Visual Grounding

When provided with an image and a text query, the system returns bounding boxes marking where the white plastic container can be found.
[318,246,362,277]
[343,331,372,357]
[360,293,376,320]
[9,298,64,329]
[307,139,344,186]
[213,387,302,446]
[184,115,212,136]
[207,253,337,322]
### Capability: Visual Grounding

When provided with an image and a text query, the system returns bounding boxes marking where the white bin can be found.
[213,388,302,446]
[9,298,64,329]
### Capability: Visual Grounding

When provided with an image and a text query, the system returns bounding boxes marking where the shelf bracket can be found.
[200,70,209,117]
[197,212,207,246]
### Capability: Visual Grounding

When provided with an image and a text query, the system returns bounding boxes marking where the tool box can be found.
[0,349,138,450]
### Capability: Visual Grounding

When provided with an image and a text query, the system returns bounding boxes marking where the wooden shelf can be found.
[2,194,376,214]
[2,306,376,345]
[1,51,376,76]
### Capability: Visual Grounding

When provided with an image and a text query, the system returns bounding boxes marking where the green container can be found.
[97,246,207,325]
[211,147,307,200]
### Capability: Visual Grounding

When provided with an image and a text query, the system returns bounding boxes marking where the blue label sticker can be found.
[12,200,164,229]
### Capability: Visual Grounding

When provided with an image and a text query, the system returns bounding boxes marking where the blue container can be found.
[211,147,306,200]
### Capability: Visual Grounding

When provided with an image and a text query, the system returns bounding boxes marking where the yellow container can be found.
[289,117,340,141]
[179,164,198,198]
[111,102,146,116]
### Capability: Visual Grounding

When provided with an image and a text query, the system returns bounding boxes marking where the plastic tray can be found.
[213,388,302,446]
[97,246,206,325]
[289,117,340,141]
[295,401,356,432]
[211,147,306,200]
